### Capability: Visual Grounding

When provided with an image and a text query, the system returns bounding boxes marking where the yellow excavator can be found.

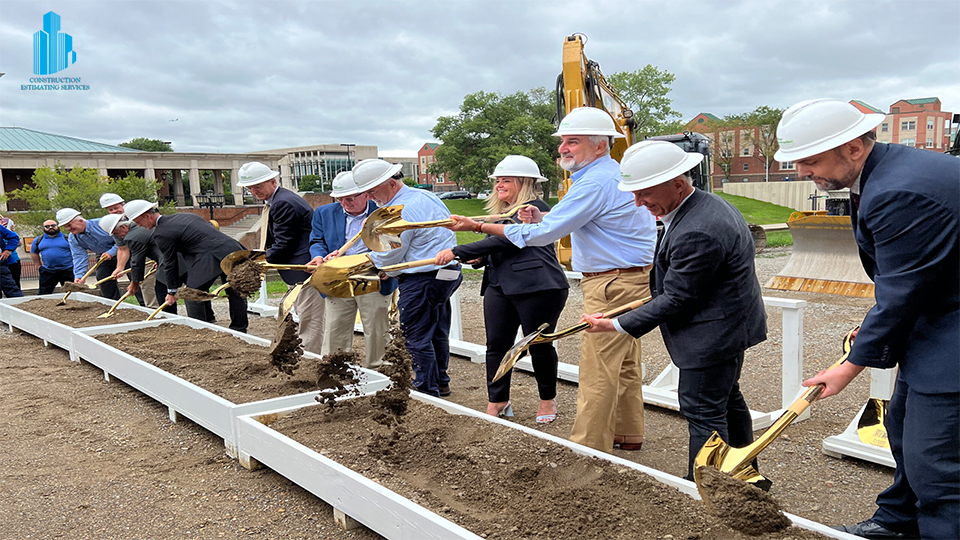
[554,33,711,269]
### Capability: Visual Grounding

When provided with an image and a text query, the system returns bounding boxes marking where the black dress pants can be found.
[184,273,247,333]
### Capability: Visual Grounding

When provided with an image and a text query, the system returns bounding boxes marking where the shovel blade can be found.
[220,249,267,275]
[491,323,548,383]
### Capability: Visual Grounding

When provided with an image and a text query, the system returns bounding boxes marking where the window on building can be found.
[881,123,888,132]
[742,147,750,156]
[901,138,915,147]
[720,149,732,158]
[927,119,935,130]
[743,163,749,171]
[892,107,900,113]
[901,120,916,131]
[926,138,934,148]
[779,161,795,170]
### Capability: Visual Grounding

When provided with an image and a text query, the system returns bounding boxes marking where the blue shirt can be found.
[504,155,656,273]
[367,185,457,275]
[0,224,20,265]
[343,208,369,257]
[31,231,73,270]
[68,217,118,278]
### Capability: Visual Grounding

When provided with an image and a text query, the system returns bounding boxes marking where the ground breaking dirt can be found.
[15,297,151,326]
[272,398,827,540]
[269,314,303,375]
[95,324,346,404]
[228,260,264,297]
[698,466,793,535]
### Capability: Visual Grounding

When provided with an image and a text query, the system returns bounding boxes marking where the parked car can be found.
[438,190,472,200]
[477,190,492,200]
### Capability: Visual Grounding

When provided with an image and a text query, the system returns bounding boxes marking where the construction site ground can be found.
[1,247,890,539]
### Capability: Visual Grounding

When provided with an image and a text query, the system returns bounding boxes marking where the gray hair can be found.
[587,135,613,156]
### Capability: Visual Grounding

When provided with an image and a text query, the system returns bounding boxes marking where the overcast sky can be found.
[2,0,958,156]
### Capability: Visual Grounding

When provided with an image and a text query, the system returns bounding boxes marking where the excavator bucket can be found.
[765,212,875,298]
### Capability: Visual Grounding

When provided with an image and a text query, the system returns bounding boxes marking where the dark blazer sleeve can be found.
[309,204,338,259]
[125,229,150,282]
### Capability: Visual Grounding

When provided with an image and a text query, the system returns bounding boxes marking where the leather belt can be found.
[581,265,652,278]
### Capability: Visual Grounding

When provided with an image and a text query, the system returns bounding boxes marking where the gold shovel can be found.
[97,266,159,319]
[57,255,108,305]
[308,254,450,297]
[145,300,173,321]
[360,205,533,252]
[692,327,858,504]
[492,296,652,383]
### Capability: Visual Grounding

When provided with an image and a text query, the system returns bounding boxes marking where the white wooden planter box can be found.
[72,318,391,457]
[236,393,857,540]
[0,292,180,351]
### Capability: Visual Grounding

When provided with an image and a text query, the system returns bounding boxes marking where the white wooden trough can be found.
[0,292,180,351]
[71,317,391,457]
[235,393,858,540]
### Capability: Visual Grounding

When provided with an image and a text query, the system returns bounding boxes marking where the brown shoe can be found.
[613,436,643,451]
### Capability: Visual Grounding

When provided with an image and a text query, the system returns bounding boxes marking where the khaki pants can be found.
[569,269,651,452]
[141,271,159,308]
[322,291,392,369]
[292,284,325,355]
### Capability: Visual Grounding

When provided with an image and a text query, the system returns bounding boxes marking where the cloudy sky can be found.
[2,0,958,156]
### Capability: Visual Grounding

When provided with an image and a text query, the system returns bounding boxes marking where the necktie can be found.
[849,192,861,210]
[258,205,270,251]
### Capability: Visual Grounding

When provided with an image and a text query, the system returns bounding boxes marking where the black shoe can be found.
[832,520,913,539]
[438,385,451,397]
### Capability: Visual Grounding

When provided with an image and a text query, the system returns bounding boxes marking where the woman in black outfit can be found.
[435,156,568,422]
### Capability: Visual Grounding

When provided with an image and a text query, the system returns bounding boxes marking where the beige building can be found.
[258,143,378,192]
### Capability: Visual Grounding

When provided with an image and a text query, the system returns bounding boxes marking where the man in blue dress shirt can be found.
[57,208,121,300]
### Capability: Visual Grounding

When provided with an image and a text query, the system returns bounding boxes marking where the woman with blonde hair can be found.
[436,155,568,422]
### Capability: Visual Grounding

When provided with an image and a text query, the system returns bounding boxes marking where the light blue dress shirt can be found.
[68,217,119,279]
[367,185,457,275]
[343,209,370,257]
[504,155,656,273]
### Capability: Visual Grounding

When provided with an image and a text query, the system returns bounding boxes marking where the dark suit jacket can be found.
[847,143,959,394]
[266,187,314,285]
[451,199,568,296]
[618,189,766,369]
[152,213,244,290]
[309,201,398,296]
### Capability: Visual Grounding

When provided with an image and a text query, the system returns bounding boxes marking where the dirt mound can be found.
[698,466,792,535]
[228,260,263,297]
[15,297,148,326]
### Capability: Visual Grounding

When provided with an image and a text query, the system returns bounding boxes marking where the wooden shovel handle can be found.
[92,267,132,286]
[533,296,652,343]
[378,258,457,273]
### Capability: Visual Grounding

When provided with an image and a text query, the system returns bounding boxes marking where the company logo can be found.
[33,11,76,75]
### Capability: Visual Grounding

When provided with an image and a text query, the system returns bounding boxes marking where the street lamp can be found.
[196,190,224,220]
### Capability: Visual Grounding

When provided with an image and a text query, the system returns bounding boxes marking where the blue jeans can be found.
[396,271,462,396]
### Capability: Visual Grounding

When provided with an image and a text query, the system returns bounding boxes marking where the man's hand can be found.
[127,281,141,294]
[322,252,339,262]
[434,249,455,266]
[164,293,177,306]
[518,205,544,224]
[74,278,85,284]
[111,268,125,279]
[0,249,10,261]
[99,253,112,261]
[581,313,615,333]
[305,255,325,273]
[802,361,865,399]
[445,215,481,232]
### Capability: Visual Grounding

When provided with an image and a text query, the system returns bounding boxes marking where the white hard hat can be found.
[352,159,401,192]
[99,213,130,235]
[100,192,124,208]
[330,171,361,198]
[124,199,158,220]
[488,155,548,183]
[618,141,704,192]
[56,208,81,227]
[774,99,885,162]
[236,161,280,187]
[553,107,626,138]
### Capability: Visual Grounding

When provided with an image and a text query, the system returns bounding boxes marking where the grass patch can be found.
[717,193,795,224]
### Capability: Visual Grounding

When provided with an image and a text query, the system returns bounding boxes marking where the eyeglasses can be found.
[336,195,365,204]
[43,225,59,229]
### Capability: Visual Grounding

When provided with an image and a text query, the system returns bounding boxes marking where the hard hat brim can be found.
[552,128,627,138]
[487,173,549,182]
[357,163,402,193]
[330,186,362,198]
[774,113,885,162]
[57,210,81,227]
[618,153,704,192]
[236,169,280,187]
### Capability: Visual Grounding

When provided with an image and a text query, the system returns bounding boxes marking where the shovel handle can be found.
[466,204,532,223]
[77,256,106,282]
[335,231,363,256]
[533,296,652,343]
[98,290,135,317]
[379,258,455,273]
[145,301,172,321]
[92,267,132,286]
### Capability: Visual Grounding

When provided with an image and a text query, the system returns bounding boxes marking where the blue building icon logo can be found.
[33,11,77,75]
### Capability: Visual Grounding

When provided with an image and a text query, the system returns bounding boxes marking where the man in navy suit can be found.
[307,172,396,369]
[582,140,767,482]
[785,99,959,540]
[238,162,323,354]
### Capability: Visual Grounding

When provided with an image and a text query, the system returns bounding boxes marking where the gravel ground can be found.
[1,246,890,538]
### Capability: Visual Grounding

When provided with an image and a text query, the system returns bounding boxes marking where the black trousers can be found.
[7,261,21,289]
[184,273,247,333]
[38,267,75,295]
[94,257,121,300]
[483,285,567,403]
[0,263,23,298]
[677,351,753,479]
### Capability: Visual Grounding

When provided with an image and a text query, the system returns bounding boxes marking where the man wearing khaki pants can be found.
[446,107,656,452]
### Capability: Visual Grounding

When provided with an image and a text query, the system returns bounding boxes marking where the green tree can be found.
[608,65,684,139]
[1,164,109,231]
[722,106,784,182]
[298,174,323,192]
[118,137,173,152]
[430,87,560,196]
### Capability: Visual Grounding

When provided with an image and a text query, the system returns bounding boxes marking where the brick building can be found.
[417,143,457,192]
[687,113,794,187]
[853,98,954,151]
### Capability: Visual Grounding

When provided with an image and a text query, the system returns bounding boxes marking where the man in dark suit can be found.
[582,140,767,481]
[125,200,248,333]
[785,99,958,540]
[238,162,323,353]
[307,171,396,368]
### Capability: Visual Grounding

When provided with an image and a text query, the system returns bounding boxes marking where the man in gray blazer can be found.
[583,140,766,481]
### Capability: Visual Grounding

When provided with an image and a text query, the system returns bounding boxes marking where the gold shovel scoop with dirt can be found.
[307,254,455,298]
[361,204,532,252]
[693,326,859,506]
[492,296,653,383]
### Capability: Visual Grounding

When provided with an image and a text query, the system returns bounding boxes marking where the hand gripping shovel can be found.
[492,296,652,383]
[57,255,108,305]
[693,326,858,506]
[97,266,159,319]
[308,254,451,298]
[361,205,533,252]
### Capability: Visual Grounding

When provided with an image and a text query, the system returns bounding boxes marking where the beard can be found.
[45,230,60,236]
[559,156,584,172]
[804,176,850,192]
[804,151,860,192]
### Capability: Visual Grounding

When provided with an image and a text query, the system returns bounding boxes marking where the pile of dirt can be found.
[269,314,302,375]
[313,350,362,409]
[228,260,263,297]
[272,398,828,540]
[15,297,149,326]
[177,286,217,302]
[697,466,792,535]
[59,281,92,293]
[95,324,350,404]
